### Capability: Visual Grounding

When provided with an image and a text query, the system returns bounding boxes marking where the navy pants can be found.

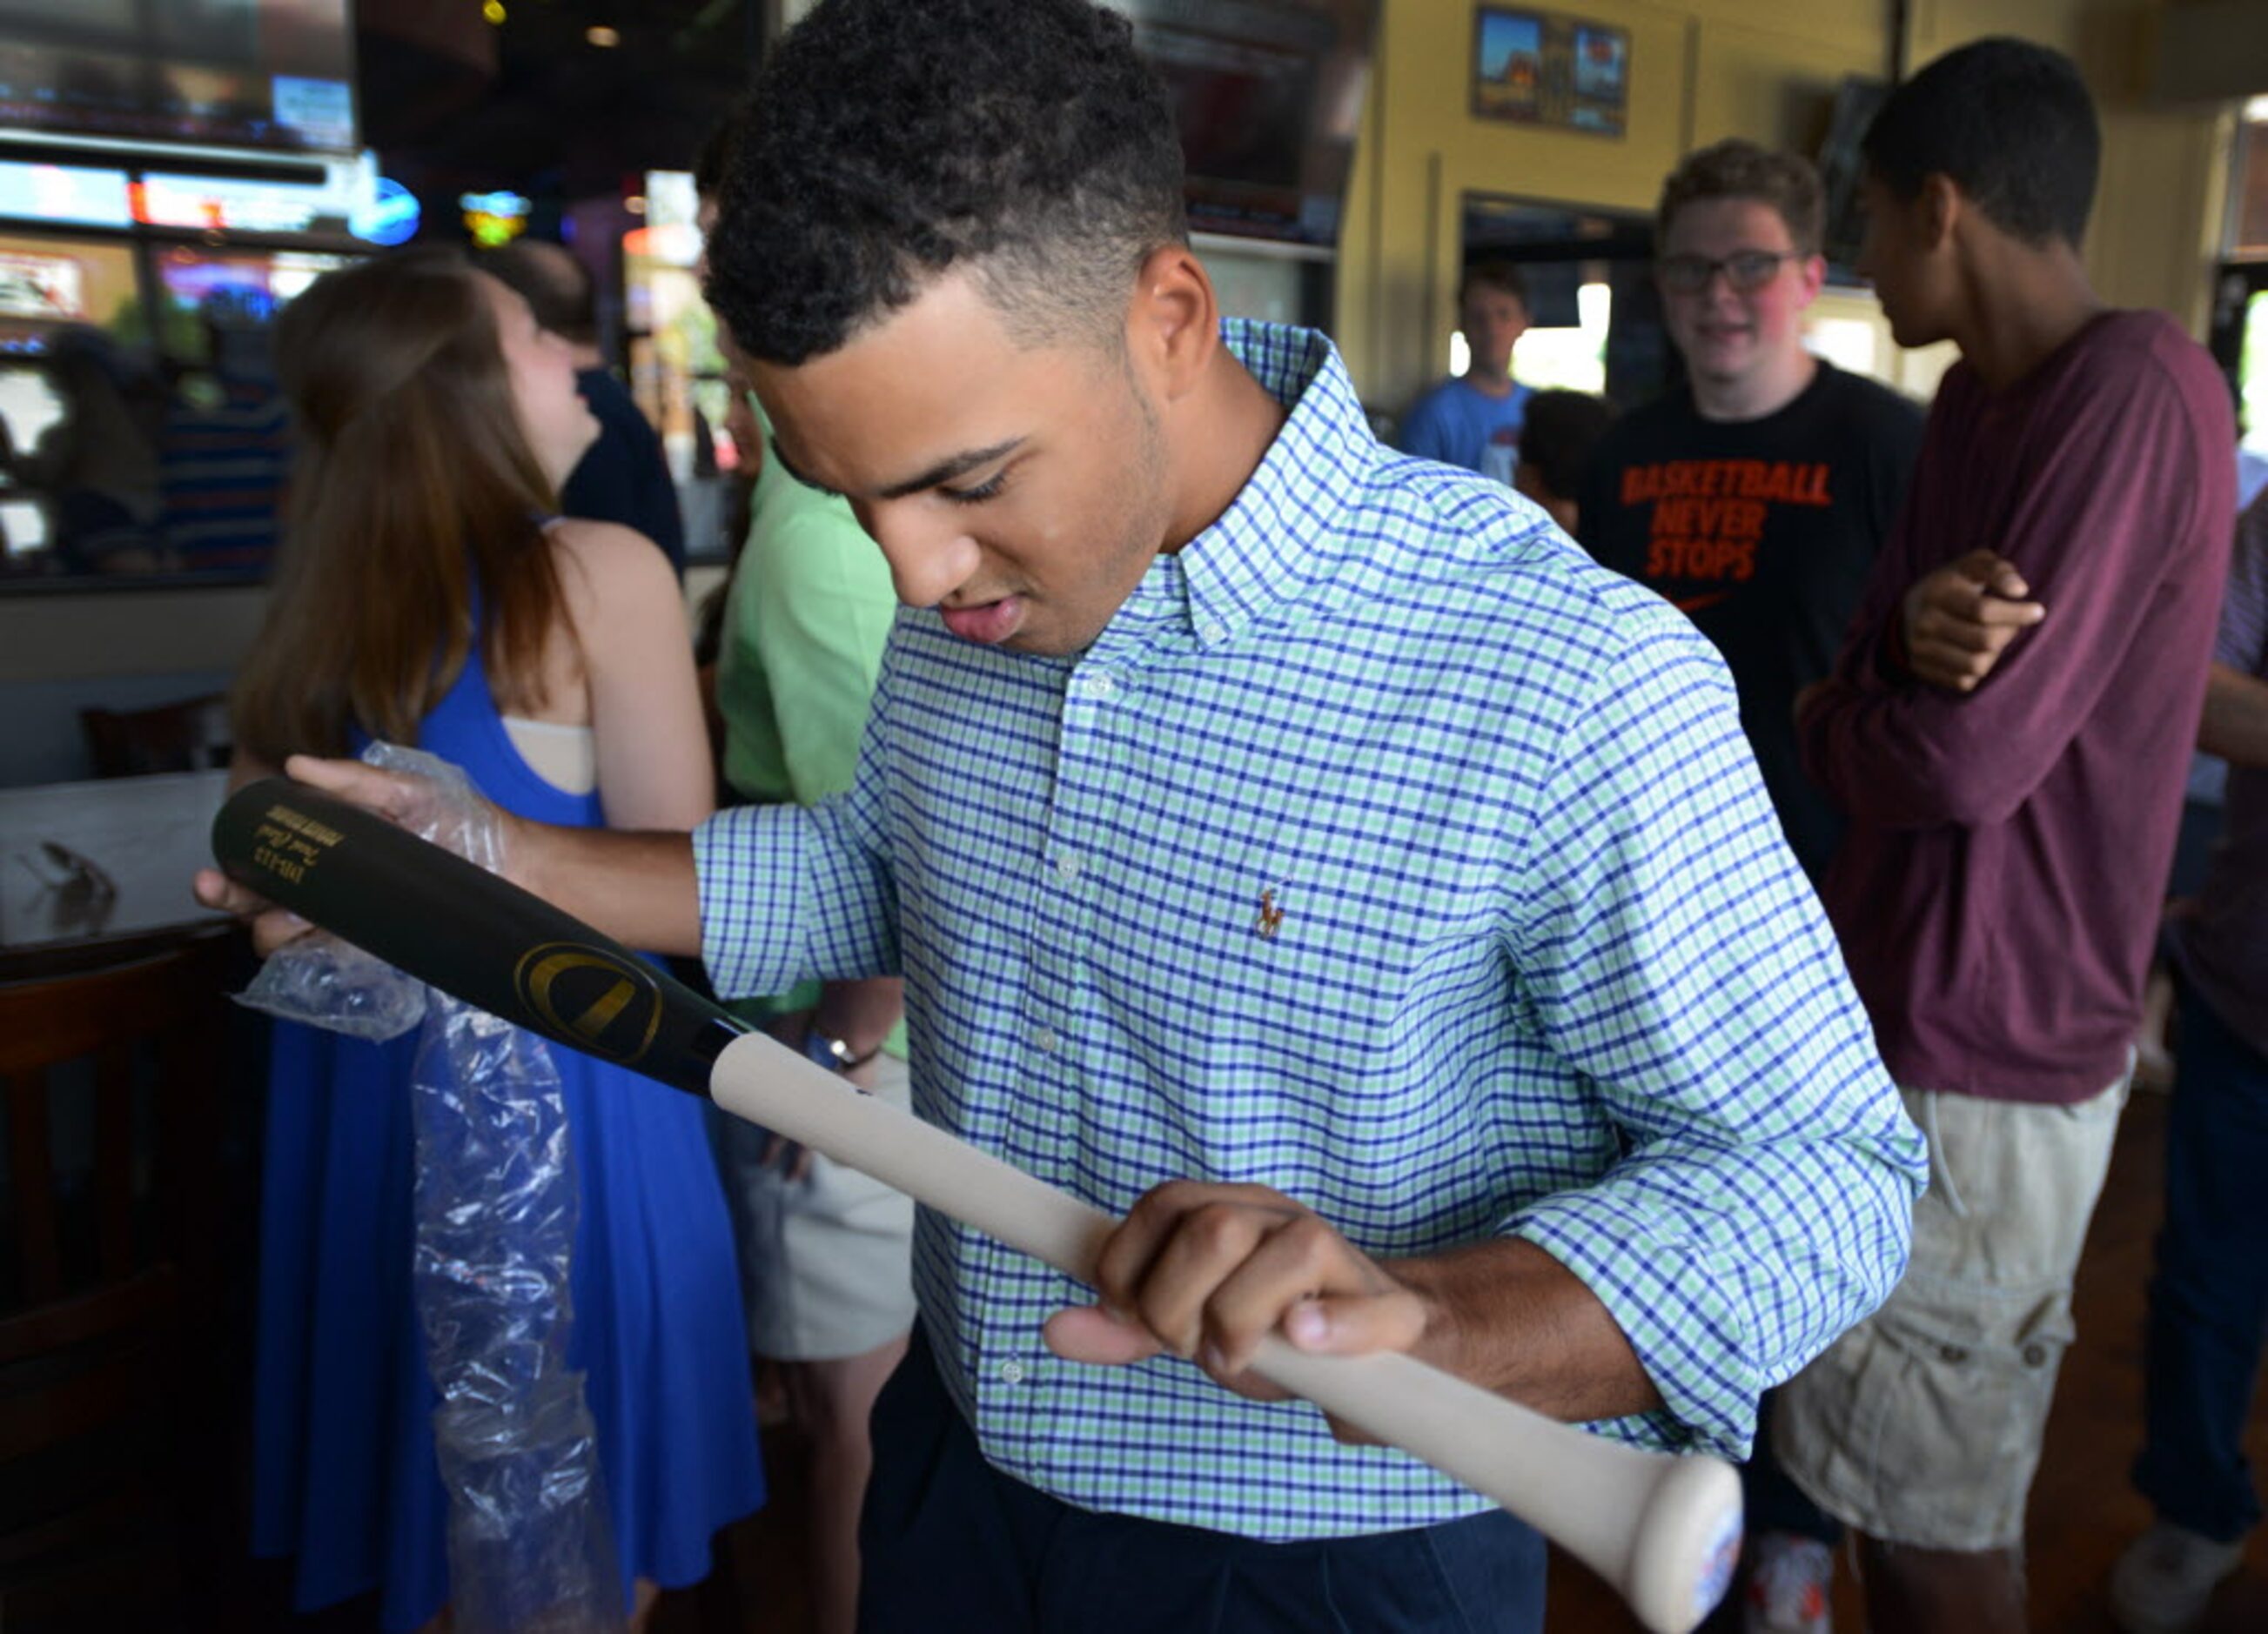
[1747,1389,1842,1545]
[2133,985,2268,1544]
[857,1328,1547,1633]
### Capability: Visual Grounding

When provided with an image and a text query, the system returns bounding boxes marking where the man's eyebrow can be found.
[874,438,1026,501]
[768,434,1027,502]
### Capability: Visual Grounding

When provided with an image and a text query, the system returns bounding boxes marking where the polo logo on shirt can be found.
[1620,459,1833,589]
[1254,887,1287,940]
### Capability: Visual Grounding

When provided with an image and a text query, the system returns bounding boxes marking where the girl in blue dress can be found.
[227,247,763,1631]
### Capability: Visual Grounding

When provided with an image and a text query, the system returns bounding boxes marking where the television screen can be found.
[134,151,373,236]
[1816,77,1888,268]
[1117,0,1374,247]
[0,0,357,155]
[0,157,133,228]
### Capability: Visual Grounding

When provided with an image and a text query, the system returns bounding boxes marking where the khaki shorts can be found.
[715,1052,918,1363]
[1774,1068,2130,1550]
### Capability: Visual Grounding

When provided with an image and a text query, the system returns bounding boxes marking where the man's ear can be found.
[1919,173,1962,252]
[1794,253,1829,307]
[1125,244,1218,405]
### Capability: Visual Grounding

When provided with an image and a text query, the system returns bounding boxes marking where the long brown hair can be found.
[232,246,568,763]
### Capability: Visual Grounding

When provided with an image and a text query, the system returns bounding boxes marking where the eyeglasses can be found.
[1656,251,1801,295]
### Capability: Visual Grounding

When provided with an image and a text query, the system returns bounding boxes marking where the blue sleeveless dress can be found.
[249,646,765,1631]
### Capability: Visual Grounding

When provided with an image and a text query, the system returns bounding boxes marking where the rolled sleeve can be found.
[1513,1190,1753,1456]
[1504,608,1927,1456]
[694,787,902,1001]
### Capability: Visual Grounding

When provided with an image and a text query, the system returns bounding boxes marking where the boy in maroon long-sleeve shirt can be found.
[1778,38,2234,1634]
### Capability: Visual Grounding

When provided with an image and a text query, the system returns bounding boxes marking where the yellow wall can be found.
[1338,0,2230,409]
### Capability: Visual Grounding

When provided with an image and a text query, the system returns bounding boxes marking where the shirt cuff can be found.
[1508,1197,1757,1461]
[692,803,805,1001]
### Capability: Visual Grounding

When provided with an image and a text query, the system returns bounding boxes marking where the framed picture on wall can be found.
[1472,7,1629,137]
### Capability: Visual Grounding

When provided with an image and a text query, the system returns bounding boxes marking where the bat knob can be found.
[1622,1454,1744,1634]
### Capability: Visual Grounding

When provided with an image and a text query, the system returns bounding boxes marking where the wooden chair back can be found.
[79,694,233,780]
[0,937,231,1627]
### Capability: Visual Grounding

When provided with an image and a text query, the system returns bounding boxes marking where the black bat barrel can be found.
[212,778,744,1095]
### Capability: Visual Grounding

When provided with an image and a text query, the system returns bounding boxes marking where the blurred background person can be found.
[1581,139,1922,889]
[1511,386,1616,535]
[2140,415,2268,1087]
[483,237,687,574]
[1580,139,1922,1634]
[2111,488,2268,1634]
[1394,259,1532,482]
[694,124,916,1634]
[0,325,165,573]
[158,290,292,574]
[225,246,761,1634]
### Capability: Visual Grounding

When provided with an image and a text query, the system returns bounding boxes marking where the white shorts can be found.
[714,1052,918,1362]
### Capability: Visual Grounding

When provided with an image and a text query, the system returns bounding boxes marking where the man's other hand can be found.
[1899,550,2045,692]
[1043,1180,1433,1440]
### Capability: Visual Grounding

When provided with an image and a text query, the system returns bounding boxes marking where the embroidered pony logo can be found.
[1254,887,1287,941]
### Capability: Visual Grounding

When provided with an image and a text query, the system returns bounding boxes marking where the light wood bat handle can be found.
[709,1031,1742,1634]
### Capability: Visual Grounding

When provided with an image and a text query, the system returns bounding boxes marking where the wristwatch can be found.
[802,1029,882,1074]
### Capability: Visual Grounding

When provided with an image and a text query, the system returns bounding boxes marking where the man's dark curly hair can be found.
[692,115,739,203]
[1862,37,2099,248]
[705,0,1189,366]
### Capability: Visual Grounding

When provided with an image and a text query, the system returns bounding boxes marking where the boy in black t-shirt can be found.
[1580,141,1923,883]
[1580,140,1923,1634]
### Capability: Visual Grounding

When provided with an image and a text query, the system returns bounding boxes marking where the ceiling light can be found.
[482,0,506,22]
[586,25,621,47]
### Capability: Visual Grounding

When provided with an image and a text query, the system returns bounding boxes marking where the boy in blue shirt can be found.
[1396,261,1533,481]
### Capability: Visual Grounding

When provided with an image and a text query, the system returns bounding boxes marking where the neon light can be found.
[354,176,421,245]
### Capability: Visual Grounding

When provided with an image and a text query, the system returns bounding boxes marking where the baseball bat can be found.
[212,776,1742,1634]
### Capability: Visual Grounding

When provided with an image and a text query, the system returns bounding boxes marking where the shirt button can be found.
[1035,1028,1059,1055]
[1199,619,1227,644]
[2021,1343,2050,1368]
[1055,853,1080,882]
[998,1360,1025,1385]
[1939,1343,1969,1365]
[1088,672,1117,699]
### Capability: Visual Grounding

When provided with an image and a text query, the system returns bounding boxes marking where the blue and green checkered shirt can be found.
[695,321,1924,1541]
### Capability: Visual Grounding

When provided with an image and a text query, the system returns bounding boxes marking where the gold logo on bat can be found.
[513,943,664,1063]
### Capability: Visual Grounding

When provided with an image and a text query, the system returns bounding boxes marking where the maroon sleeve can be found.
[1800,340,2235,829]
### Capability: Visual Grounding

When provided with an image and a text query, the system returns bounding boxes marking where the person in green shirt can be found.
[703,134,915,1634]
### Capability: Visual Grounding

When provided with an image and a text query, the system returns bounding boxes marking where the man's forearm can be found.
[516,820,704,957]
[2199,662,2268,769]
[1395,1237,1663,1423]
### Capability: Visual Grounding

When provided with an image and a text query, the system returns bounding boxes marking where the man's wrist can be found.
[503,807,549,899]
[1384,1252,1473,1383]
[802,1029,883,1073]
[1391,1238,1661,1419]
